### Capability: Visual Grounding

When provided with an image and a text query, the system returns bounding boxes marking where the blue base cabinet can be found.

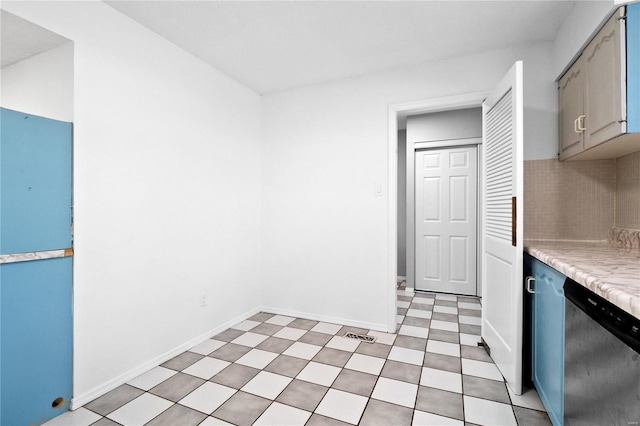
[525,254,566,426]
[1,257,73,425]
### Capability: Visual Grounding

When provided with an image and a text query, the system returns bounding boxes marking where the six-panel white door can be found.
[415,146,477,295]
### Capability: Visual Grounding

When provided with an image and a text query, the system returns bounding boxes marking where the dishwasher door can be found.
[564,283,640,426]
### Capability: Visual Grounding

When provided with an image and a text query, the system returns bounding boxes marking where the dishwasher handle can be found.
[525,276,535,294]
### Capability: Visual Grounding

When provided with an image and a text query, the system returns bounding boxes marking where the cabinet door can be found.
[1,258,73,425]
[532,260,565,426]
[584,8,626,149]
[558,57,585,160]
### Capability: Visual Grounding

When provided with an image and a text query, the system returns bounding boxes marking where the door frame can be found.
[413,142,481,295]
[386,92,488,332]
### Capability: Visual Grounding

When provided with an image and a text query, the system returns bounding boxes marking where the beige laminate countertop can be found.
[524,240,640,320]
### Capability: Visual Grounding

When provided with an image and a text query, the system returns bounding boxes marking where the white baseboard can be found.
[70,306,262,410]
[70,305,390,409]
[260,306,388,333]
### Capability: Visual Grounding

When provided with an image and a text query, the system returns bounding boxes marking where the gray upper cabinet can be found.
[583,9,625,150]
[558,7,640,161]
[558,56,585,159]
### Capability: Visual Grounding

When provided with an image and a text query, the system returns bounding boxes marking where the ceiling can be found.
[1,2,578,94]
[0,10,71,69]
[105,1,577,95]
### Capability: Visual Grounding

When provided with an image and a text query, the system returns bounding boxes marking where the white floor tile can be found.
[458,302,482,311]
[296,361,342,386]
[435,294,458,301]
[310,322,343,335]
[420,367,462,393]
[189,339,227,356]
[42,408,102,426]
[397,315,405,324]
[388,346,424,366]
[426,340,460,357]
[178,382,236,414]
[397,300,411,308]
[429,320,459,333]
[235,348,279,369]
[254,402,312,425]
[433,305,458,315]
[412,410,464,426]
[127,366,177,391]
[325,335,361,352]
[182,357,230,379]
[406,309,432,319]
[241,371,292,400]
[460,333,482,346]
[463,395,517,426]
[231,320,260,331]
[315,389,368,425]
[507,386,546,411]
[199,417,234,425]
[344,353,385,375]
[399,324,429,339]
[459,315,482,326]
[461,358,504,381]
[108,393,173,425]
[265,315,296,326]
[367,330,397,345]
[230,332,269,348]
[282,341,323,360]
[411,298,435,306]
[273,326,308,341]
[371,377,418,408]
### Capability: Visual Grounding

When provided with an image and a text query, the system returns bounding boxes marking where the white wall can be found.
[553,0,615,77]
[1,1,262,406]
[1,42,74,122]
[261,43,558,330]
[406,108,482,143]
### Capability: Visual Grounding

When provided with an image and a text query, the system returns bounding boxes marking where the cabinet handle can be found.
[526,276,535,294]
[574,118,579,133]
[577,115,586,132]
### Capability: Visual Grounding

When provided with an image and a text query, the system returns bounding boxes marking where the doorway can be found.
[414,145,478,295]
[386,93,488,332]
[404,107,482,297]
[389,62,525,394]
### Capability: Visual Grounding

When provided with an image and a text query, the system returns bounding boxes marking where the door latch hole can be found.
[52,397,65,409]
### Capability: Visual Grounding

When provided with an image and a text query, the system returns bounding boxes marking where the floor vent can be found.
[344,332,376,344]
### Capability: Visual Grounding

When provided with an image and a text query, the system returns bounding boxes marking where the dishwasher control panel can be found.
[564,278,640,354]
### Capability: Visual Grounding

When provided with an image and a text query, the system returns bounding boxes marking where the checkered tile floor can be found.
[44,288,552,426]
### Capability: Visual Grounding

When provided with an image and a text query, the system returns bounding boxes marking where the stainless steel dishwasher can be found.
[564,278,640,426]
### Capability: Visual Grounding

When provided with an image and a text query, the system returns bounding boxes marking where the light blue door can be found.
[0,107,73,426]
[532,259,565,426]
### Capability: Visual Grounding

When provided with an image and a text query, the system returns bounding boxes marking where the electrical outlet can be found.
[200,292,208,307]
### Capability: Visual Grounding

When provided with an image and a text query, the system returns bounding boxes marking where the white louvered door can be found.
[481,61,524,395]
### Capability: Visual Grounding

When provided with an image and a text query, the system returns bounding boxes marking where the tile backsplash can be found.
[524,151,640,241]
[616,151,640,229]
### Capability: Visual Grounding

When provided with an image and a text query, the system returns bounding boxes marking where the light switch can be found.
[374,182,383,196]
